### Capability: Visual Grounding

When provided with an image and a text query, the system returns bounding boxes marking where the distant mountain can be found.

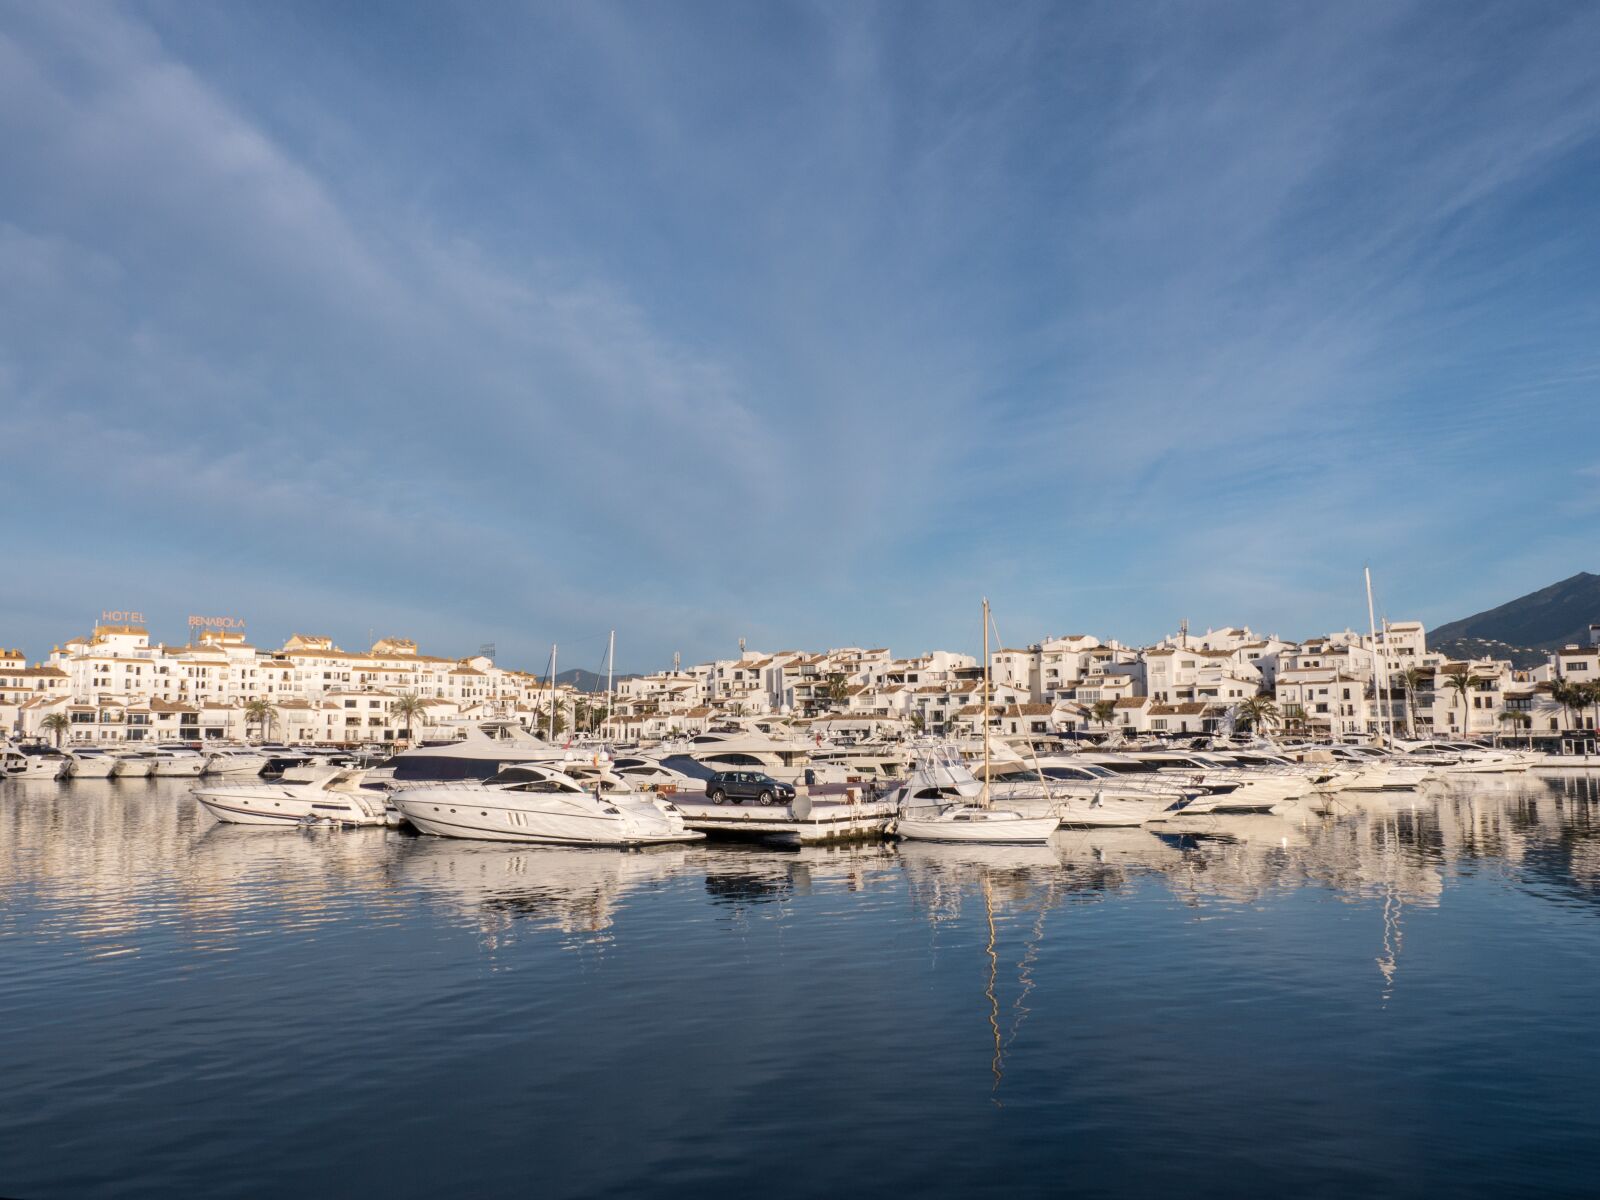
[1429,572,1600,666]
[554,668,641,693]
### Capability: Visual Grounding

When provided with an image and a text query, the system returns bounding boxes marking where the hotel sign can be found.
[189,615,246,630]
[101,610,145,624]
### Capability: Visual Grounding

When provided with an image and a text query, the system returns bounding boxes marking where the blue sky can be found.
[1,1,1597,673]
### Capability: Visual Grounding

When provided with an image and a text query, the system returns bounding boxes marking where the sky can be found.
[1,0,1598,674]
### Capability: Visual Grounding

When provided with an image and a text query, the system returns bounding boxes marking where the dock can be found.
[671,790,896,844]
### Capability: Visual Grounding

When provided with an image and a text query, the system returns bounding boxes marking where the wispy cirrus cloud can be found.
[1,0,1597,665]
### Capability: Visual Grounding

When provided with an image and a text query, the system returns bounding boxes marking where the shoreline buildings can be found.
[3,614,1597,748]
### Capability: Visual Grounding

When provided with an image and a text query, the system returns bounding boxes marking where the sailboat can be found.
[892,599,1060,844]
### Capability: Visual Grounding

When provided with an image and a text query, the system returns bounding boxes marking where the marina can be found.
[6,1,1598,1194]
[3,770,1598,1198]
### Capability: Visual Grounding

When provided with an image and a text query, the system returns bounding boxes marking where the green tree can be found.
[908,712,925,734]
[243,699,276,743]
[1583,680,1600,735]
[389,692,429,745]
[1497,709,1531,747]
[1441,666,1485,737]
[1090,699,1118,732]
[1231,694,1280,737]
[40,712,71,748]
[826,673,850,709]
[1400,666,1431,738]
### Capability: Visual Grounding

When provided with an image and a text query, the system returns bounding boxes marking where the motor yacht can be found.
[587,754,702,793]
[1077,751,1306,813]
[985,756,1201,826]
[136,746,207,777]
[2,742,71,780]
[194,766,398,827]
[108,747,157,777]
[1396,740,1531,774]
[63,746,119,778]
[388,719,565,782]
[202,746,271,777]
[662,719,820,784]
[805,737,909,782]
[1292,745,1436,789]
[391,764,705,846]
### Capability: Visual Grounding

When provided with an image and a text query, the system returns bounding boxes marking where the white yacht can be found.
[805,737,910,782]
[137,746,207,777]
[1397,740,1531,774]
[388,719,566,782]
[2,743,71,780]
[986,756,1201,826]
[106,747,156,777]
[1293,744,1436,789]
[194,766,398,827]
[202,746,271,777]
[589,754,702,793]
[663,719,819,784]
[63,746,119,778]
[391,764,705,846]
[1080,750,1311,813]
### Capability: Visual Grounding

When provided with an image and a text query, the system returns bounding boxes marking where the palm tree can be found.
[908,712,925,734]
[389,692,429,746]
[1497,709,1531,747]
[1090,699,1118,733]
[1548,679,1576,731]
[40,712,71,748]
[243,698,276,743]
[1231,694,1280,738]
[1400,666,1430,738]
[826,673,850,710]
[1441,666,1485,737]
[1583,680,1600,735]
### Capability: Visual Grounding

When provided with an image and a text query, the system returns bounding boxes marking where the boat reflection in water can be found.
[895,840,1069,1104]
[4,773,1600,1199]
[390,837,695,948]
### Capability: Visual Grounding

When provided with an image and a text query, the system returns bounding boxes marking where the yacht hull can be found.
[193,782,394,827]
[894,812,1057,844]
[152,760,206,777]
[10,760,68,780]
[204,756,270,777]
[66,756,118,778]
[392,790,703,846]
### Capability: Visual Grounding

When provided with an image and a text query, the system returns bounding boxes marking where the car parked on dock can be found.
[705,770,796,806]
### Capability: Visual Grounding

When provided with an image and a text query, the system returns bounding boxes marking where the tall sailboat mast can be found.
[605,629,615,741]
[1364,568,1391,745]
[1380,615,1396,744]
[549,643,558,742]
[982,597,992,809]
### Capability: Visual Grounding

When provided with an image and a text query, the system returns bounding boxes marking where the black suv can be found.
[705,770,796,806]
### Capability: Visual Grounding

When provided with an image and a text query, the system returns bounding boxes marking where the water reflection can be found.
[3,774,1598,954]
[390,837,691,950]
[5,774,1600,1198]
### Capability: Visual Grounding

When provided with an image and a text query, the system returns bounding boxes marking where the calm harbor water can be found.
[3,774,1600,1199]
